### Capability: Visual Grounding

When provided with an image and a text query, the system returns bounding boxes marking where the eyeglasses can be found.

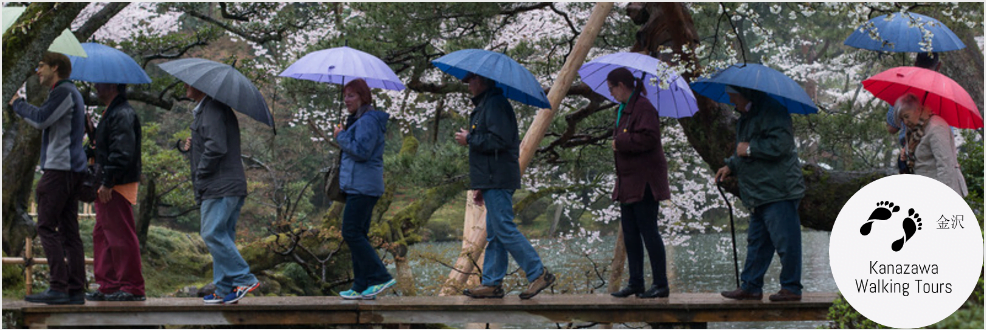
[35,63,48,72]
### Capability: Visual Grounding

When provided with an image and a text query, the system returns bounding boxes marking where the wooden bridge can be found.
[3,292,837,328]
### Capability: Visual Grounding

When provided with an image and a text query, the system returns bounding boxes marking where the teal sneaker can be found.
[339,289,362,300]
[360,279,397,298]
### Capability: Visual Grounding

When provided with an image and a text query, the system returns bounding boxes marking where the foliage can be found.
[1,251,24,294]
[825,293,891,329]
[957,130,983,226]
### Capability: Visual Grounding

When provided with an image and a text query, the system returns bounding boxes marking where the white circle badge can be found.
[830,174,983,328]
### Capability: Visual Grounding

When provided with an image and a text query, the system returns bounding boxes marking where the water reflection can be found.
[394,230,835,328]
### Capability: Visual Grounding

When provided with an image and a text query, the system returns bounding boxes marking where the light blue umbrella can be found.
[68,43,151,84]
[689,63,818,115]
[158,58,274,131]
[844,12,966,53]
[579,52,699,118]
[432,49,550,108]
[279,46,405,90]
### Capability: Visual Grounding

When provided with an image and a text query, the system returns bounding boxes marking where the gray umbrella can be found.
[158,58,275,132]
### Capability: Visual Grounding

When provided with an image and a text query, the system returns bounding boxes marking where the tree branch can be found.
[73,2,130,42]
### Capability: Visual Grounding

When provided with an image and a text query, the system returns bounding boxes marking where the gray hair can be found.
[894,93,924,124]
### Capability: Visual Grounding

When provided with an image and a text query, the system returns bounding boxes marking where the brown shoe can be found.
[463,285,504,299]
[768,289,802,302]
[519,271,555,299]
[720,288,763,300]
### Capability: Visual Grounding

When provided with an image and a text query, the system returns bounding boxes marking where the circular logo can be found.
[830,174,983,328]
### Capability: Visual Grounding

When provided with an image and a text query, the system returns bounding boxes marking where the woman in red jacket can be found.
[607,67,671,298]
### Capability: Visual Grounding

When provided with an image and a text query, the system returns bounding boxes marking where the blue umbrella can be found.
[844,12,966,53]
[690,63,818,115]
[158,58,275,131]
[279,46,405,91]
[579,52,699,118]
[68,43,151,84]
[432,49,550,108]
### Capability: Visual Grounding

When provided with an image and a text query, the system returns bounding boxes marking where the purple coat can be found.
[612,94,671,204]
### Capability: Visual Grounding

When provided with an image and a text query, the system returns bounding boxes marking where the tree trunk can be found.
[2,2,88,107]
[939,30,985,130]
[607,226,627,293]
[135,175,158,251]
[1,76,46,256]
[441,2,614,295]
[547,202,563,238]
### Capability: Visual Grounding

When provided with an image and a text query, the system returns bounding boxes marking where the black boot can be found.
[610,286,644,298]
[636,285,670,298]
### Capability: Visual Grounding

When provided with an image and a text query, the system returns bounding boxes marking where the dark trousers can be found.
[342,194,392,292]
[740,198,803,295]
[35,170,86,293]
[93,190,145,296]
[619,186,669,289]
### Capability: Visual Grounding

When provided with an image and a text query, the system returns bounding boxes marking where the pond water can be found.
[392,229,836,329]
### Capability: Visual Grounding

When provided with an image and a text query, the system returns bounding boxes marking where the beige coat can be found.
[912,115,968,196]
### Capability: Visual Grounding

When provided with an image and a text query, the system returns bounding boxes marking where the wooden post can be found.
[25,237,33,296]
[441,2,614,295]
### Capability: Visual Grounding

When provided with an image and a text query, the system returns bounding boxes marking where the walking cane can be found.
[716,181,741,289]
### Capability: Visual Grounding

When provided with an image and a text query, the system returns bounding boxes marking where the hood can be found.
[362,107,390,133]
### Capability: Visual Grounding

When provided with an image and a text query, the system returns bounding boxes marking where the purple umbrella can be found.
[279,46,405,90]
[579,52,699,118]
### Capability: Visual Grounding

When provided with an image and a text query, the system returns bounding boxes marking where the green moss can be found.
[1,251,25,296]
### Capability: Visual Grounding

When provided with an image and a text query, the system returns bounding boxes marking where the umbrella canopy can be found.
[863,66,982,129]
[578,52,699,118]
[690,63,818,115]
[279,46,405,90]
[432,49,550,108]
[68,43,151,84]
[3,7,87,58]
[844,12,965,53]
[158,58,275,130]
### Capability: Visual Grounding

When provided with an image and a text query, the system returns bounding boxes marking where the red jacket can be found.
[612,94,671,204]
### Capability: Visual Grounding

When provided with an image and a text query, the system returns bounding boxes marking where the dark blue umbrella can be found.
[689,63,818,115]
[68,43,151,84]
[844,12,966,53]
[158,58,275,131]
[432,49,550,108]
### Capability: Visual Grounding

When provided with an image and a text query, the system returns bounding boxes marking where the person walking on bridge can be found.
[605,68,671,299]
[455,72,555,300]
[10,52,88,305]
[715,85,806,302]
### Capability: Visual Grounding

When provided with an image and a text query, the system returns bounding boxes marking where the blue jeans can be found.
[481,189,544,286]
[342,194,392,292]
[200,196,257,295]
[740,198,803,295]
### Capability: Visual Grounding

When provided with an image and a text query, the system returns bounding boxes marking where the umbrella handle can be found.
[716,181,741,289]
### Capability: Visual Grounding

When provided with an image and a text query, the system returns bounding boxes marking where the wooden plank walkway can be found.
[3,293,838,328]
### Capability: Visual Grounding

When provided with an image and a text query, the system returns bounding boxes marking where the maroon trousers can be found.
[93,190,145,296]
[35,170,86,293]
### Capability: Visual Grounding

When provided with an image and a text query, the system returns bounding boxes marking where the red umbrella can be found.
[863,66,983,129]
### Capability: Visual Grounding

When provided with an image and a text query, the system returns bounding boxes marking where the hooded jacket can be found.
[466,87,521,190]
[337,105,389,197]
[724,89,806,209]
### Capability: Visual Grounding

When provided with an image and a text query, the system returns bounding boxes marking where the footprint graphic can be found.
[860,201,900,236]
[891,208,922,252]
